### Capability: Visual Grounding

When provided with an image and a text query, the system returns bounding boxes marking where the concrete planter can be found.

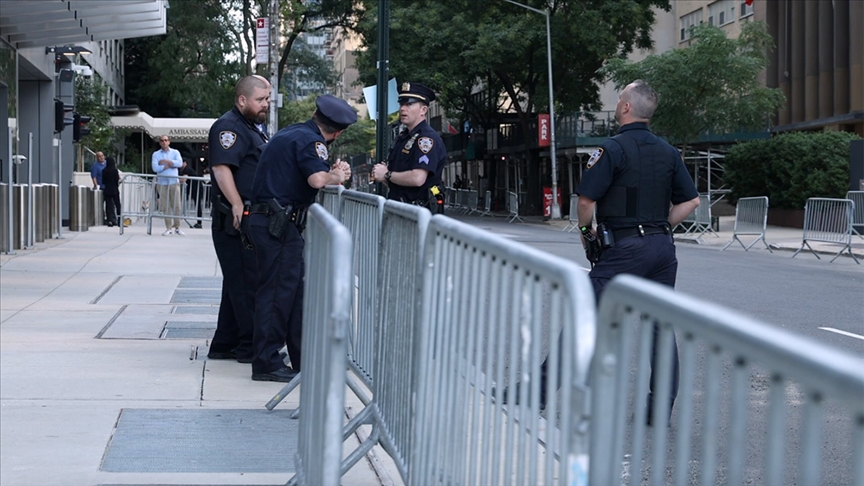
[767,208,805,228]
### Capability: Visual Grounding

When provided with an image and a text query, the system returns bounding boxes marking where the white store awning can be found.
[111,111,215,143]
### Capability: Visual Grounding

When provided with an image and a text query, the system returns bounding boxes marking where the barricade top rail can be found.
[342,189,386,207]
[599,275,864,400]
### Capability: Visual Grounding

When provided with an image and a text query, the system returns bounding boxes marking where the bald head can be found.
[235,75,271,123]
[236,75,270,101]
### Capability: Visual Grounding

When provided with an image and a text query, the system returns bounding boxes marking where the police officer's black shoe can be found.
[207,350,237,360]
[252,366,298,383]
[193,222,202,229]
[235,355,253,364]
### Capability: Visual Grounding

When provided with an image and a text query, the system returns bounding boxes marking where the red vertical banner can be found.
[538,114,550,147]
[543,187,561,218]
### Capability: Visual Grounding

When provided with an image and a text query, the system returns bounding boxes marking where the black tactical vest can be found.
[595,131,675,228]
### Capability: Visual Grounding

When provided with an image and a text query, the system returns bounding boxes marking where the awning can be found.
[111,111,215,143]
[0,0,168,49]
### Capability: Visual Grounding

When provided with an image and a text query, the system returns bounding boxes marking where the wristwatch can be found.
[385,171,392,181]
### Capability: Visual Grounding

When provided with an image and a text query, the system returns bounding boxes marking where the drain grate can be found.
[177,277,222,289]
[170,289,220,304]
[162,320,216,339]
[101,409,298,473]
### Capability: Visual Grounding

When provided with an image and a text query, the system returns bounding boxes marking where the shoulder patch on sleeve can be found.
[586,147,604,169]
[418,137,434,154]
[315,142,329,160]
[219,131,237,149]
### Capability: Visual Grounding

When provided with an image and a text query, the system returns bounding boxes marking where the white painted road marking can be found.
[818,327,864,341]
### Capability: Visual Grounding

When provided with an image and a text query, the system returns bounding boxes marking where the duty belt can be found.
[611,224,669,241]
[249,202,301,221]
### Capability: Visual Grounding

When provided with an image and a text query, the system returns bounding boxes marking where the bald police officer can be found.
[207,75,270,363]
[578,80,699,424]
[372,82,447,213]
[247,95,357,382]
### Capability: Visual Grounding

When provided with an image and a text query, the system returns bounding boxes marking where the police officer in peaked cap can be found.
[245,94,357,382]
[206,75,270,364]
[372,82,447,213]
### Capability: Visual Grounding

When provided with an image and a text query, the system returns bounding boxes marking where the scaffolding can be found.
[682,148,730,207]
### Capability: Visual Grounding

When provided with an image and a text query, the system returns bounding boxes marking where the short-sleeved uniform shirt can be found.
[251,119,330,207]
[386,119,446,202]
[208,106,268,204]
[576,122,697,229]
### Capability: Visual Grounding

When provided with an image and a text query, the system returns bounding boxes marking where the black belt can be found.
[612,224,669,241]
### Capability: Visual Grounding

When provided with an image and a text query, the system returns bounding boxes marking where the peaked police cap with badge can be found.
[398,82,436,105]
[315,94,358,130]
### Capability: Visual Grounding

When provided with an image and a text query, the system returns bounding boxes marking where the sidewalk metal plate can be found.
[101,409,298,473]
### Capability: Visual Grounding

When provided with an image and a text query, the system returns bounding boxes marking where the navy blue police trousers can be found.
[210,220,256,358]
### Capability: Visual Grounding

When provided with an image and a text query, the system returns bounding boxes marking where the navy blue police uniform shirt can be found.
[251,119,331,207]
[208,106,268,203]
[576,122,697,228]
[386,119,446,202]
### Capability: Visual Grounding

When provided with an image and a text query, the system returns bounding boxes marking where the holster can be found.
[267,198,293,240]
[216,196,239,236]
[240,201,253,250]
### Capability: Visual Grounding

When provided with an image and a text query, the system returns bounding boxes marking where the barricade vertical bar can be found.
[764,374,787,486]
[799,392,822,486]
[725,357,750,485]
[289,204,351,486]
[699,346,722,486]
[318,184,345,219]
[672,335,697,486]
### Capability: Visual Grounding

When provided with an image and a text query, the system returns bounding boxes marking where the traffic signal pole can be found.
[375,0,390,163]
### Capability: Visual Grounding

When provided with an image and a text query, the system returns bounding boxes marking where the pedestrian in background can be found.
[102,156,121,227]
[575,79,699,424]
[371,82,447,214]
[151,136,184,235]
[206,75,271,363]
[91,151,106,190]
[246,94,356,382]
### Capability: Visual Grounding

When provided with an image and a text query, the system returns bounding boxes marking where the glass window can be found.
[680,8,703,42]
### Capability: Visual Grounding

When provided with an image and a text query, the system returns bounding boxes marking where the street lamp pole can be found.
[503,0,561,219]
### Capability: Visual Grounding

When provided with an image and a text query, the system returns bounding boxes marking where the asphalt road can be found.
[457,215,863,485]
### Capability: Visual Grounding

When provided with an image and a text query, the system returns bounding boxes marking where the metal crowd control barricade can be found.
[478,190,493,217]
[178,175,211,228]
[266,190,386,413]
[722,196,772,252]
[318,184,345,219]
[675,194,716,240]
[288,204,352,486]
[792,197,859,263]
[562,193,579,232]
[411,216,596,486]
[507,190,524,223]
[847,191,864,238]
[465,189,479,215]
[589,275,864,486]
[118,173,156,235]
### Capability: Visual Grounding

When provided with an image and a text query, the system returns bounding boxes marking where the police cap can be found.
[315,94,358,130]
[398,82,436,105]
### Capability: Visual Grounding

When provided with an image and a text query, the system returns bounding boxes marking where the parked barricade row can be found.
[590,275,864,486]
[288,204,353,486]
[722,196,771,252]
[792,197,859,263]
[507,190,524,224]
[562,193,580,232]
[847,191,864,238]
[674,194,716,240]
[411,214,596,486]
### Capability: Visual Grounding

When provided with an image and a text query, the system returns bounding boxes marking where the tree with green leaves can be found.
[278,94,374,164]
[601,21,785,153]
[354,0,668,130]
[75,75,125,155]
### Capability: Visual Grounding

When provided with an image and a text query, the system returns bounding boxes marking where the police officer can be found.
[206,75,270,363]
[371,82,447,213]
[246,95,357,382]
[577,80,700,424]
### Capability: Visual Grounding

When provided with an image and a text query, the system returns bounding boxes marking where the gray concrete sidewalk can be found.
[0,223,387,486]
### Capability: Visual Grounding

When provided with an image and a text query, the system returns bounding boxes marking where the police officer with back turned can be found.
[206,75,270,363]
[371,82,447,213]
[577,80,699,424]
[247,94,357,382]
